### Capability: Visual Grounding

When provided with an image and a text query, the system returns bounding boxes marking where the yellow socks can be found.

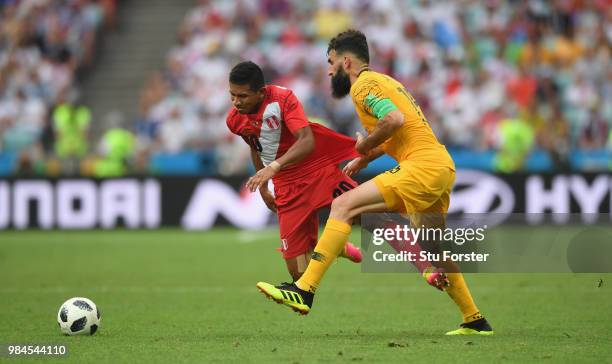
[295,219,351,293]
[294,218,483,324]
[445,273,482,323]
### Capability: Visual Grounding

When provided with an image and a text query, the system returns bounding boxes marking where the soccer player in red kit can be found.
[226,61,362,281]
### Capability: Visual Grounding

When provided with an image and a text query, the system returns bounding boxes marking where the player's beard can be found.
[331,68,352,99]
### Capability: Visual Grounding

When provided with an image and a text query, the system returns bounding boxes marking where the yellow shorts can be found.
[373,160,455,216]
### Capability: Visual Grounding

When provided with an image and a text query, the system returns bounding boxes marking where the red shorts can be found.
[274,165,357,259]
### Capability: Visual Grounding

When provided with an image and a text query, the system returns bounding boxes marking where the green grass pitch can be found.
[1,229,611,363]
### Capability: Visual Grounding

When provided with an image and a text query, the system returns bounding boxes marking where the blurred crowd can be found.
[134,0,611,174]
[0,0,115,175]
[1,0,611,176]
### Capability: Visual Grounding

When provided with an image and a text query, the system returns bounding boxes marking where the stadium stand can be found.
[1,0,611,176]
[0,0,114,176]
[137,0,612,175]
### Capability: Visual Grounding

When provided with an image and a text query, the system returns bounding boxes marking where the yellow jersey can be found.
[350,71,454,169]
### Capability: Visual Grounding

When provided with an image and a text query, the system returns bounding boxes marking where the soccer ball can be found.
[57,297,101,336]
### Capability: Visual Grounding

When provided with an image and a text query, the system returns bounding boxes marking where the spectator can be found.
[0,0,110,175]
[94,127,135,178]
[135,0,607,174]
[52,99,91,174]
[4,0,610,175]
[494,117,535,173]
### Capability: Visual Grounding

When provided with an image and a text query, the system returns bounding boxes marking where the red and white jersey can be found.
[226,85,358,186]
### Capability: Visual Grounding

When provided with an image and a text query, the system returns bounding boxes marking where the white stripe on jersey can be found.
[259,101,282,165]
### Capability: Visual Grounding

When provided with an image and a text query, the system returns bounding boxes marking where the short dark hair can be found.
[327,29,369,63]
[229,61,265,91]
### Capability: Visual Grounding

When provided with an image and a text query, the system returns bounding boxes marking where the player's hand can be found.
[355,131,368,155]
[259,188,277,213]
[246,166,277,192]
[342,157,369,177]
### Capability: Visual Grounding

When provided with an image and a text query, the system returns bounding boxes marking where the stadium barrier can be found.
[1,149,611,177]
[0,171,610,230]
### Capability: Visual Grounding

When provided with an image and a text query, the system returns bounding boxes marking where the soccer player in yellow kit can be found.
[257,30,493,335]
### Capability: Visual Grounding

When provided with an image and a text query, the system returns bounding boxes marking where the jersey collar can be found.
[350,67,371,96]
[357,65,371,78]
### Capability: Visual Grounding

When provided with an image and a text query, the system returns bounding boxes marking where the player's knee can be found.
[330,194,354,221]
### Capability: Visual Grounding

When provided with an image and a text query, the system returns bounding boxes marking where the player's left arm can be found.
[246,91,315,192]
[274,125,315,168]
[355,109,404,155]
[246,126,314,192]
[352,81,404,155]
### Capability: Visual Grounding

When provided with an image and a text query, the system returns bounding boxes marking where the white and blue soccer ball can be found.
[57,297,101,336]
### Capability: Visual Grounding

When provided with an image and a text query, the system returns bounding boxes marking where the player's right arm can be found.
[355,110,404,155]
[249,147,277,213]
